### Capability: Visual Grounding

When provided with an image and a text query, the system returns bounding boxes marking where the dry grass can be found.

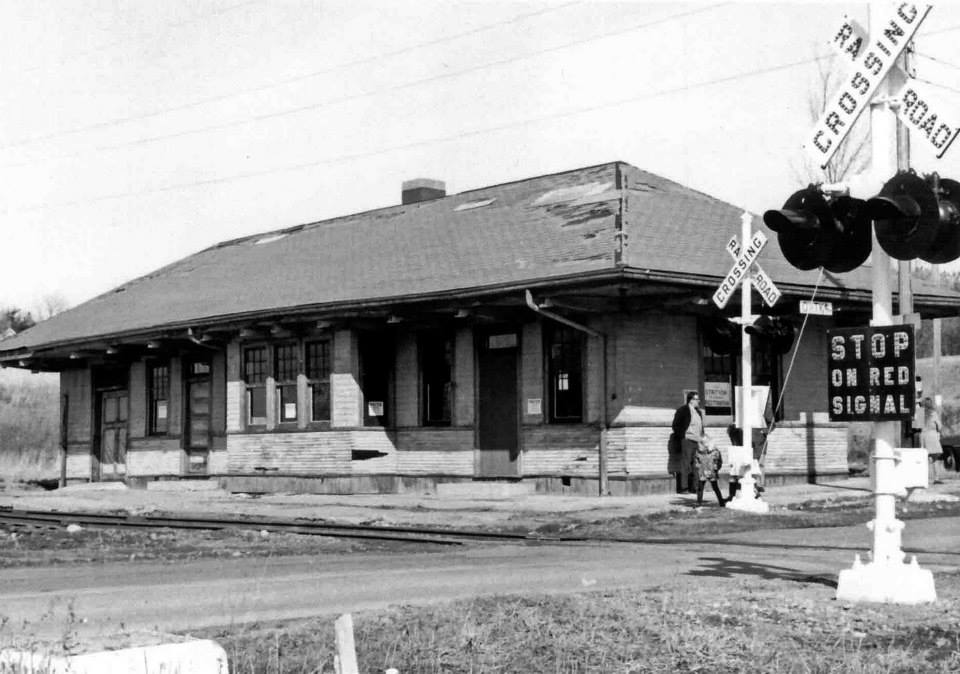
[199,573,960,673]
[0,371,59,485]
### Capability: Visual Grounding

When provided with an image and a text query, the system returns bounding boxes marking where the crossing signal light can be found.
[745,316,796,355]
[868,171,960,263]
[762,186,872,273]
[701,318,739,355]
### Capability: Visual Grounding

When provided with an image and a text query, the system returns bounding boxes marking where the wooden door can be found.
[97,390,128,481]
[359,333,392,427]
[476,331,519,477]
[184,361,211,474]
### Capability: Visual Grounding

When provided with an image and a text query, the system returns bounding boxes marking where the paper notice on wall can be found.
[368,401,384,417]
[526,398,542,415]
[704,381,731,409]
[284,403,296,418]
[733,385,770,428]
[157,402,168,420]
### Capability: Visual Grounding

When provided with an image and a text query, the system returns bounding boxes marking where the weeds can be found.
[197,574,960,673]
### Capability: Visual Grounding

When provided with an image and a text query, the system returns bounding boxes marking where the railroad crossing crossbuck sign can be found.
[807,3,933,168]
[712,230,781,309]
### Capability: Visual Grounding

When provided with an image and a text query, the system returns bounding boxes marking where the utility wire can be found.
[914,51,960,72]
[13,0,262,77]
[914,76,960,97]
[0,2,728,169]
[759,267,826,463]
[918,23,960,38]
[7,50,831,215]
[0,1,582,152]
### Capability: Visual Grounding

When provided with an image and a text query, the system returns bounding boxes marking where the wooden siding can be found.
[395,331,419,427]
[395,428,473,475]
[127,437,182,475]
[762,422,847,474]
[521,425,617,475]
[211,350,227,435]
[610,312,699,424]
[227,429,398,473]
[453,327,474,426]
[521,322,544,424]
[226,380,244,432]
[65,445,92,479]
[608,425,673,476]
[129,360,147,438]
[585,318,606,425]
[780,316,831,419]
[60,368,92,443]
[332,329,360,427]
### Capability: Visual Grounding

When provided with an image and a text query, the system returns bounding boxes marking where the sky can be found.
[2,1,960,314]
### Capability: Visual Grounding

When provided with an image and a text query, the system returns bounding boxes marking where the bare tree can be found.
[36,293,70,321]
[791,56,871,186]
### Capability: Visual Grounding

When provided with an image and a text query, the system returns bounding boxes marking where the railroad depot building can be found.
[1,161,956,495]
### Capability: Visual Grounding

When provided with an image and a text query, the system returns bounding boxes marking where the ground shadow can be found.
[686,555,838,587]
[809,482,872,493]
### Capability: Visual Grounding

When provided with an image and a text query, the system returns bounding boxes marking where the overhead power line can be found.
[9,51,832,216]
[15,1,262,77]
[914,76,960,97]
[0,2,729,169]
[0,0,582,152]
[914,51,960,72]
[918,23,960,38]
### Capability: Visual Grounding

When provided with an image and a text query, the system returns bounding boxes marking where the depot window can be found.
[420,331,453,425]
[147,362,169,435]
[306,339,331,423]
[243,346,268,426]
[546,324,583,423]
[274,342,299,423]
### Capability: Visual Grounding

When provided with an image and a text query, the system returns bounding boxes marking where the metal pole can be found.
[740,212,753,456]
[835,6,935,602]
[727,212,768,512]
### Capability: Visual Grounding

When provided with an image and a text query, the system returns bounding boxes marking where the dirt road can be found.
[4,516,958,643]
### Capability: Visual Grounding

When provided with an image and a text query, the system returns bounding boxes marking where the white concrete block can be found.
[836,555,937,604]
[0,634,228,674]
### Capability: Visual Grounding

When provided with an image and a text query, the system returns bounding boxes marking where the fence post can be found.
[59,394,69,488]
[334,613,358,674]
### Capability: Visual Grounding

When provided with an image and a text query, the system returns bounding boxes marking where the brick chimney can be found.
[402,178,446,204]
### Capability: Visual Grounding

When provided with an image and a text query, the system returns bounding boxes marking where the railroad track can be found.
[0,506,549,546]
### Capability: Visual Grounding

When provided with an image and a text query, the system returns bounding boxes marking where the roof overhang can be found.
[4,266,957,371]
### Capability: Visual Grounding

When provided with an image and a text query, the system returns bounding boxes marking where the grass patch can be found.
[0,371,59,487]
[198,574,960,673]
[535,495,960,541]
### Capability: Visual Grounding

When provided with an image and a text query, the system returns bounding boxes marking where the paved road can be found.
[3,517,959,641]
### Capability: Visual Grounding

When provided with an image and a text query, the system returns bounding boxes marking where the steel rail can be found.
[0,507,550,546]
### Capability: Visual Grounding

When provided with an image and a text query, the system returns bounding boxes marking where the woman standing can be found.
[920,397,944,485]
[671,391,704,494]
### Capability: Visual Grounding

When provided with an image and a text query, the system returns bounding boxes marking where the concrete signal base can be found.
[836,554,937,604]
[725,463,770,514]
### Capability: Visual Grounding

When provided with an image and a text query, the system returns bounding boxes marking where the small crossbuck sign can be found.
[723,235,781,308]
[713,231,775,309]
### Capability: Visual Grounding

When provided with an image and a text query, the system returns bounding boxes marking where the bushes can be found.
[0,370,59,482]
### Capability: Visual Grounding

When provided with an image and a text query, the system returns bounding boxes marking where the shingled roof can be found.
[2,160,956,355]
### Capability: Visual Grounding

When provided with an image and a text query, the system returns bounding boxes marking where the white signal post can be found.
[713,212,776,513]
[833,3,936,605]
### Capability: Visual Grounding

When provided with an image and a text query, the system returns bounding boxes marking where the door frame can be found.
[473,327,522,478]
[182,357,213,475]
[92,386,129,482]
